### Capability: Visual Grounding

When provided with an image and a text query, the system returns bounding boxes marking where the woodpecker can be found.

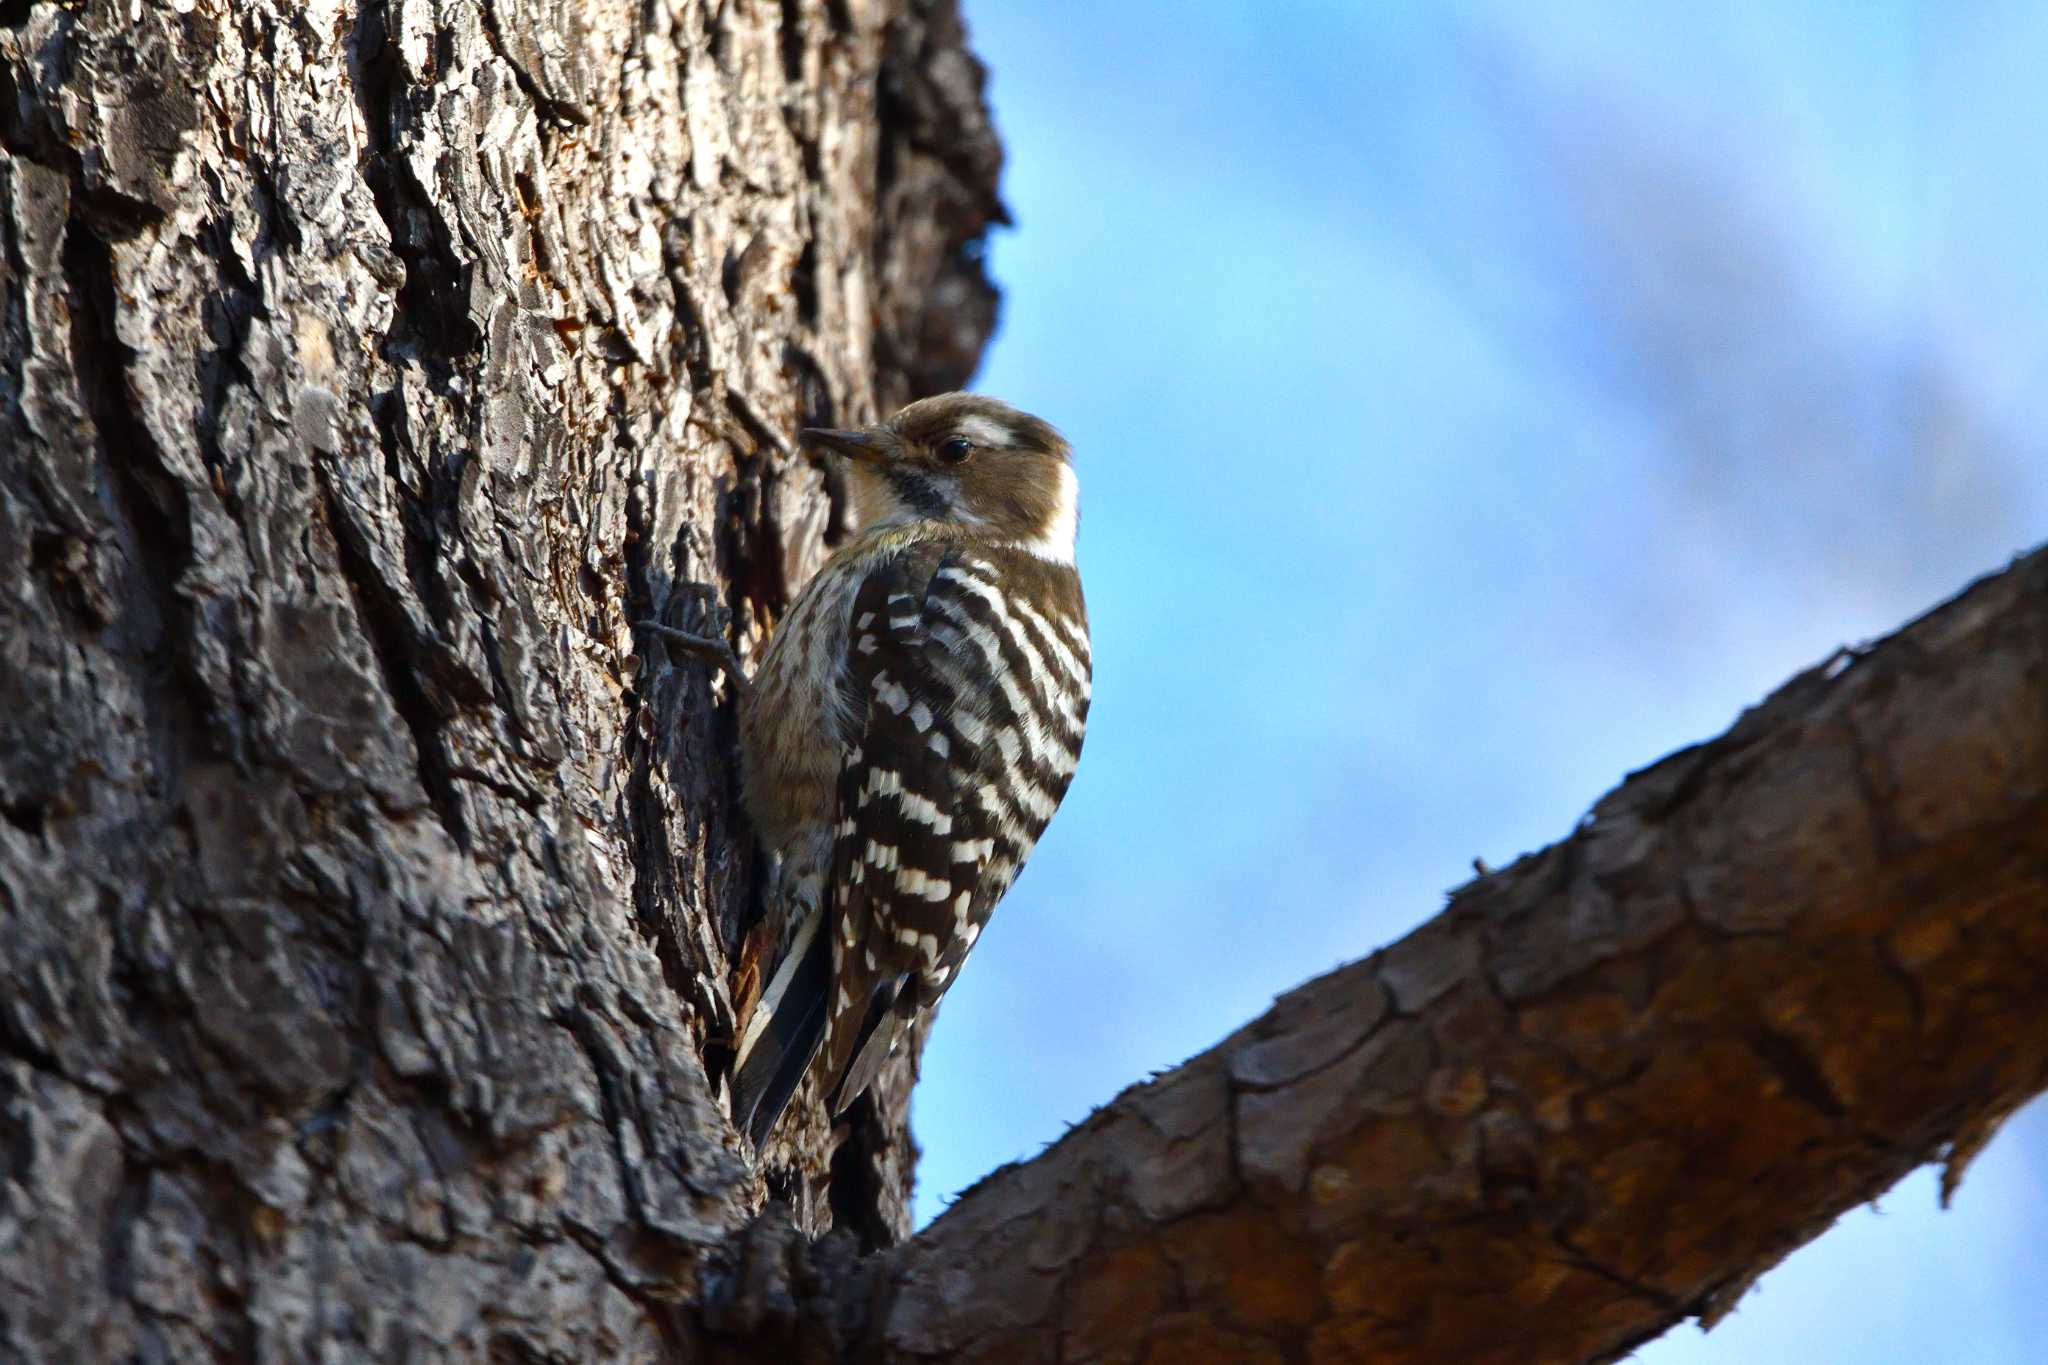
[660,393,1091,1147]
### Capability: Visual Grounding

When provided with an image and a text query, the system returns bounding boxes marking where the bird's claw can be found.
[636,619,749,691]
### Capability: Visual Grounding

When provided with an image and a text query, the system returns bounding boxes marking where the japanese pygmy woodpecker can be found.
[721,393,1091,1146]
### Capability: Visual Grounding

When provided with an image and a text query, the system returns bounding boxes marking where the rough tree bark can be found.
[0,0,998,1356]
[3,2,2045,1363]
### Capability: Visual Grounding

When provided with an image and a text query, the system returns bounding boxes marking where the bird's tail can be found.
[827,994,910,1118]
[730,907,831,1148]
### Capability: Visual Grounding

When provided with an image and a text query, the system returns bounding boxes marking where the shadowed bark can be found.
[4,0,2045,1361]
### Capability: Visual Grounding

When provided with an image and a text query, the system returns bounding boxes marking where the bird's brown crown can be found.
[800,393,1078,562]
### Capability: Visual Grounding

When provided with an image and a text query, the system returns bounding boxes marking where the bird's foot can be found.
[637,618,749,692]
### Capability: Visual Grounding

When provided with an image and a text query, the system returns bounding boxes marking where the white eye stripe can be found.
[954,415,1012,447]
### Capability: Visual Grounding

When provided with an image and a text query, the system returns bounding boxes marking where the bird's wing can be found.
[819,542,1089,1112]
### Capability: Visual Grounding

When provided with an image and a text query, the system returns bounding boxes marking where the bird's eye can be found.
[938,437,973,463]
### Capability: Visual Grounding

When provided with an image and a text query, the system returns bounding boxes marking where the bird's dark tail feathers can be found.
[827,979,911,1118]
[730,911,831,1148]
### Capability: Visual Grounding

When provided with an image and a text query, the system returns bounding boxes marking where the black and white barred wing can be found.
[821,544,1091,1112]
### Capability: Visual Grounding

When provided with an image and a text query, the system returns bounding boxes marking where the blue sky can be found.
[914,3,2048,1358]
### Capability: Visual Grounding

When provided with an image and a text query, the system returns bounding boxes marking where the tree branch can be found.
[743,546,2048,1363]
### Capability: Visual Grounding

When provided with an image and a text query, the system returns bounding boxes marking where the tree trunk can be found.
[0,0,998,1356]
[5,2,2047,1363]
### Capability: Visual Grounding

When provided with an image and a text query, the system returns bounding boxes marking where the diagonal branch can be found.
[719,545,2048,1363]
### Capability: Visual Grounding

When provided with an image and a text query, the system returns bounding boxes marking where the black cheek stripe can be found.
[889,469,949,518]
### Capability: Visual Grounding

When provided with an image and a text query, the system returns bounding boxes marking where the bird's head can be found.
[801,393,1077,563]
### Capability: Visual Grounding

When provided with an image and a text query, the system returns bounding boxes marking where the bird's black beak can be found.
[799,427,891,465]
